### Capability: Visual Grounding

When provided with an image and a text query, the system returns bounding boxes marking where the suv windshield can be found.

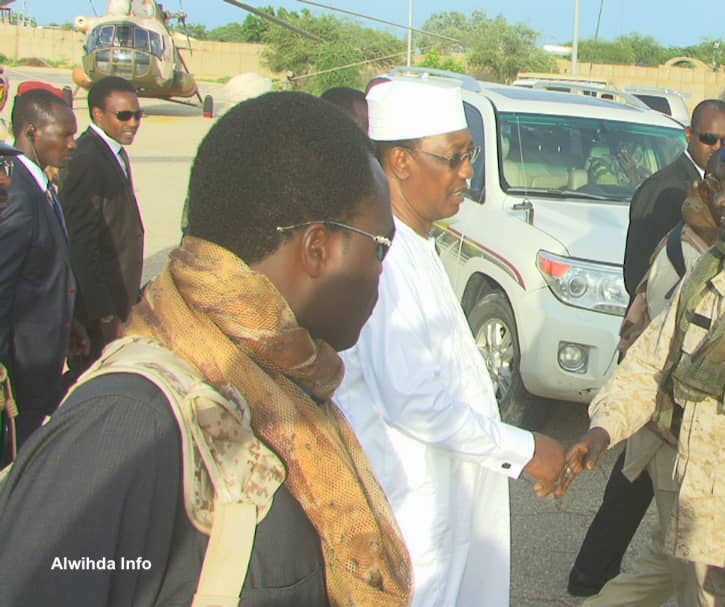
[499,112,686,201]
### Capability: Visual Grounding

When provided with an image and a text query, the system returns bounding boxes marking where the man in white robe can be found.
[336,79,567,607]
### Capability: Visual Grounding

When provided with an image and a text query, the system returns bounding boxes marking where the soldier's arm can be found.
[588,293,680,446]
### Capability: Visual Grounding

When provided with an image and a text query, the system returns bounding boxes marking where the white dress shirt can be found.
[16,154,50,191]
[337,216,535,607]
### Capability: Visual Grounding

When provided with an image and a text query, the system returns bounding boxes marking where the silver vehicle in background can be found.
[623,86,691,126]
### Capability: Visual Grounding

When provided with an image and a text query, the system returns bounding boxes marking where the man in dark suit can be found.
[60,76,144,372]
[569,98,725,597]
[0,89,85,449]
[623,99,725,298]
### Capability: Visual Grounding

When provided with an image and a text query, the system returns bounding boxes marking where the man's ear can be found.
[387,146,412,180]
[685,125,693,145]
[298,224,334,279]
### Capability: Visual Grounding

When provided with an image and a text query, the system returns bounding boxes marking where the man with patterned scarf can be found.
[562,148,725,606]
[0,92,412,607]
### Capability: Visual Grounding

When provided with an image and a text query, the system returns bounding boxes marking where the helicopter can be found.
[72,0,214,115]
[71,0,326,116]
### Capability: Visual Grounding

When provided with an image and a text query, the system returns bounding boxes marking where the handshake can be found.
[523,428,612,497]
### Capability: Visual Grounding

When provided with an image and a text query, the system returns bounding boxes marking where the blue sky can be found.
[19,1,723,48]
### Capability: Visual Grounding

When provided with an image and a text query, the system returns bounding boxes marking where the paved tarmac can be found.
[3,66,676,606]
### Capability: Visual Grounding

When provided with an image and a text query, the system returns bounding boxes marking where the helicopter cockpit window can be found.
[86,27,99,52]
[96,26,115,50]
[114,25,133,48]
[90,24,163,57]
[134,28,150,52]
[149,31,164,58]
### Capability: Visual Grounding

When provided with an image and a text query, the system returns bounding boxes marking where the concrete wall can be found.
[0,23,275,80]
[0,23,86,66]
[175,37,275,80]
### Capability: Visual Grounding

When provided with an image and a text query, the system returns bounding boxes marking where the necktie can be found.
[119,147,132,183]
[46,182,68,241]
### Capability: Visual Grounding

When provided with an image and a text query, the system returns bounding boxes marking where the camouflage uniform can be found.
[586,268,725,606]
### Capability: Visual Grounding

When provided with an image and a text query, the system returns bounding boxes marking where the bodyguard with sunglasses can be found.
[335,79,567,607]
[60,76,145,376]
[568,98,725,597]
[624,99,725,300]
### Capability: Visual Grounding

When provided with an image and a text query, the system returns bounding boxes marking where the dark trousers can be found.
[572,449,654,584]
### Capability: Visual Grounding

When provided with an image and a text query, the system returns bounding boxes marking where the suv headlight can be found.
[536,250,627,316]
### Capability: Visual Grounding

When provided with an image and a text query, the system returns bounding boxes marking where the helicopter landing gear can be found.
[203,94,214,118]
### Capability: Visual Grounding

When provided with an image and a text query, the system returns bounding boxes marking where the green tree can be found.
[235,6,274,42]
[259,8,404,94]
[171,22,207,40]
[419,47,466,74]
[621,34,665,66]
[207,23,247,42]
[574,34,723,68]
[576,34,664,66]
[419,11,468,53]
[423,11,556,82]
[664,38,723,68]
[577,38,636,64]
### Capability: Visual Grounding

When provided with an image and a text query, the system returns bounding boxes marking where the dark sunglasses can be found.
[277,220,392,262]
[415,146,481,170]
[696,132,725,146]
[115,110,144,122]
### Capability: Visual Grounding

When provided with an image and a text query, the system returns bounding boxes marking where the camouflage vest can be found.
[40,337,283,607]
[653,245,725,442]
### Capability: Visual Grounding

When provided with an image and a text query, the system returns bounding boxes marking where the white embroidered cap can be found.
[367,79,467,141]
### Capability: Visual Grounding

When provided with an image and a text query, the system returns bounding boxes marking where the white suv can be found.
[386,68,687,425]
[623,87,691,126]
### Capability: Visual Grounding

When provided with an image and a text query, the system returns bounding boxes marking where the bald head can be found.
[686,99,725,171]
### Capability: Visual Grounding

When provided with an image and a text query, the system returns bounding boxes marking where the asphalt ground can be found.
[3,66,675,606]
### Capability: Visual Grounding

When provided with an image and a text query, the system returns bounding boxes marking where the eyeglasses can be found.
[276,220,392,262]
[696,132,725,146]
[115,110,144,122]
[414,146,481,170]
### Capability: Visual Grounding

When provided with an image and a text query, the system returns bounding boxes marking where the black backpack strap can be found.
[666,221,686,278]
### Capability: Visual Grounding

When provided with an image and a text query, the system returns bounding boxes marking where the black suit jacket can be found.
[622,152,701,299]
[60,127,144,325]
[0,159,75,444]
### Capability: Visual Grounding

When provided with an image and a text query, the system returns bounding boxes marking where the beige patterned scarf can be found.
[124,236,412,607]
[681,175,722,246]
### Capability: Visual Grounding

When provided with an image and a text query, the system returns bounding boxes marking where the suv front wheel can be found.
[467,291,555,429]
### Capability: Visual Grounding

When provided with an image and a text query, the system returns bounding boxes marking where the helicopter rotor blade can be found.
[221,0,323,42]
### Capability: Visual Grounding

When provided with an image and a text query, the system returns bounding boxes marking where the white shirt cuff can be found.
[481,424,536,479]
